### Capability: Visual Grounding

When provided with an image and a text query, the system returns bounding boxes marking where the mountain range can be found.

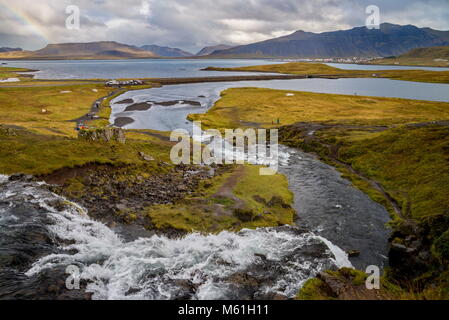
[0,47,22,53]
[209,23,449,58]
[2,23,449,60]
[18,42,158,59]
[140,45,193,57]
[0,42,233,59]
[196,45,234,56]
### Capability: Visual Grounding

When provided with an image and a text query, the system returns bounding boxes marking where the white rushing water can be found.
[0,178,352,300]
[0,174,9,184]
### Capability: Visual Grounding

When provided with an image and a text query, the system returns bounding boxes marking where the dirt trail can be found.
[71,88,126,124]
[213,165,246,209]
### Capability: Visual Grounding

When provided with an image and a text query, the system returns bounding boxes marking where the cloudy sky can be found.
[1,0,449,53]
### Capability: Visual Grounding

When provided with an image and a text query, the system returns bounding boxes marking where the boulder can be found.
[78,128,126,144]
[347,250,361,257]
[317,272,347,297]
[138,152,155,161]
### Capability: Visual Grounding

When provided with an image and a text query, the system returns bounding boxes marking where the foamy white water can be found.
[0,174,9,184]
[191,124,290,172]
[6,179,351,300]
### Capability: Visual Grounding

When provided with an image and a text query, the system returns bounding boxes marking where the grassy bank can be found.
[0,66,32,79]
[205,62,449,84]
[368,58,449,68]
[0,75,297,235]
[190,87,449,129]
[145,164,295,233]
[189,87,449,299]
[0,84,110,136]
[369,46,449,68]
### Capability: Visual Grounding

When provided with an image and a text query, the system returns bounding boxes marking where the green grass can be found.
[188,86,449,297]
[0,67,33,79]
[370,57,449,68]
[297,268,413,300]
[189,87,449,129]
[339,126,449,221]
[0,78,298,237]
[369,46,449,68]
[206,62,449,83]
[0,128,173,176]
[145,164,295,233]
[0,84,111,136]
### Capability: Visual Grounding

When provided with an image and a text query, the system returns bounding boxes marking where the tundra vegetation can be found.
[204,62,449,84]
[0,66,295,235]
[189,86,449,299]
[1,65,448,299]
[369,45,449,68]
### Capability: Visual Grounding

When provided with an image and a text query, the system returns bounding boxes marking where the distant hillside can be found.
[196,45,234,56]
[140,45,193,57]
[5,42,159,60]
[400,45,449,59]
[0,47,22,52]
[210,23,449,58]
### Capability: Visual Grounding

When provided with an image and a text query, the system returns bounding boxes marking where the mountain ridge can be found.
[196,44,234,56]
[209,23,449,58]
[0,41,158,60]
[140,44,193,57]
[400,45,449,59]
[0,47,23,53]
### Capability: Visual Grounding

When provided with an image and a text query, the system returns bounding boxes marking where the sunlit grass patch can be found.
[190,87,449,129]
[145,164,295,233]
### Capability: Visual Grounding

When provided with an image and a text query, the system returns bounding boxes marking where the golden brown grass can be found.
[189,87,449,129]
[0,84,111,136]
[145,164,295,233]
[206,62,449,83]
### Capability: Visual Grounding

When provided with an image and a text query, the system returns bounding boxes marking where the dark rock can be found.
[347,250,361,257]
[116,99,134,104]
[253,195,267,205]
[234,208,255,222]
[267,196,290,209]
[124,102,152,112]
[317,272,346,297]
[9,174,34,182]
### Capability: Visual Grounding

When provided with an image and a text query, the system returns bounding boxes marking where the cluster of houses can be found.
[280,57,380,64]
[105,79,145,87]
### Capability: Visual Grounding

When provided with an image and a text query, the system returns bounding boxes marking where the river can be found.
[0,175,351,300]
[109,80,398,271]
[3,62,447,299]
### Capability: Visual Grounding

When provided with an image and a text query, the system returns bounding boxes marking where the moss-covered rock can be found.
[78,127,126,144]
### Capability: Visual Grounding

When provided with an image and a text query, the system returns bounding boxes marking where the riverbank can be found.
[367,57,449,68]
[1,64,448,299]
[0,76,327,299]
[0,77,298,235]
[204,62,449,84]
[188,87,449,299]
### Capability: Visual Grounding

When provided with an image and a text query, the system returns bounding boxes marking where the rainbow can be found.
[0,2,50,43]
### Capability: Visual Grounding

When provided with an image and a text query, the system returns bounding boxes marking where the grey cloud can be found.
[0,0,448,52]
